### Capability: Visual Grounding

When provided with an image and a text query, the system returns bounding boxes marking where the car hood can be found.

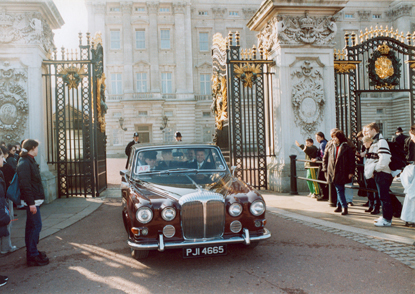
[131,175,251,202]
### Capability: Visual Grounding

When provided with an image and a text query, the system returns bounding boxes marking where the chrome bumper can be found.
[128,228,271,252]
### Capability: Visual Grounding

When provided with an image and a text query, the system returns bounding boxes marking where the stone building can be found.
[85,0,262,156]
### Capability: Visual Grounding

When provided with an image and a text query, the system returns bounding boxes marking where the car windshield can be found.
[131,146,227,179]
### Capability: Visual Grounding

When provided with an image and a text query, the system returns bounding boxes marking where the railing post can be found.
[290,155,298,195]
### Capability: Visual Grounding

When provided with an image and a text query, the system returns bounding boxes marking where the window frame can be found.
[135,29,146,50]
[136,72,148,93]
[199,32,209,51]
[200,74,211,95]
[110,30,121,50]
[161,72,173,94]
[111,73,123,95]
[160,29,171,50]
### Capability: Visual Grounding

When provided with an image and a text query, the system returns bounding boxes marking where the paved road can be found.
[1,198,413,294]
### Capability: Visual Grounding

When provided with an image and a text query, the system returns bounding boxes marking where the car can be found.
[120,144,271,259]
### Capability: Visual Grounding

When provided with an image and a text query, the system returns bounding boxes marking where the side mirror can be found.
[120,169,128,176]
[231,166,237,176]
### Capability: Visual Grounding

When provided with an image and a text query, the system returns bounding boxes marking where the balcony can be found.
[195,95,210,101]
[107,95,123,102]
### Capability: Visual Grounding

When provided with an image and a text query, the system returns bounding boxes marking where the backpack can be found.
[6,173,21,205]
[382,139,406,171]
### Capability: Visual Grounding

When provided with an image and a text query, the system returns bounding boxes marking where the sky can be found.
[53,0,88,50]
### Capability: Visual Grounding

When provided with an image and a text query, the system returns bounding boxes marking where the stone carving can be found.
[121,3,133,14]
[173,3,186,14]
[0,10,54,52]
[291,61,325,137]
[242,8,256,19]
[211,8,227,18]
[0,62,28,142]
[386,4,412,20]
[146,2,159,14]
[258,13,337,50]
[357,10,371,21]
[211,74,227,130]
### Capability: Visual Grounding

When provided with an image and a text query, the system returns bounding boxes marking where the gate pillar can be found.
[248,1,347,192]
[0,1,64,202]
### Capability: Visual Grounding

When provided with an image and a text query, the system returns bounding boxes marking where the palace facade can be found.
[85,0,414,156]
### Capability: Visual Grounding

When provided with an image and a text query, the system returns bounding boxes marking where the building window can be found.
[110,30,121,49]
[161,72,172,94]
[111,73,122,94]
[112,129,123,146]
[163,127,175,143]
[135,30,145,49]
[136,73,147,93]
[344,13,354,19]
[200,74,211,95]
[377,122,384,135]
[135,125,151,143]
[138,111,148,116]
[203,112,211,117]
[372,14,381,19]
[164,111,173,117]
[160,7,170,12]
[135,7,145,12]
[229,11,238,16]
[110,7,120,12]
[160,29,170,49]
[377,109,384,114]
[199,32,209,51]
[199,11,208,16]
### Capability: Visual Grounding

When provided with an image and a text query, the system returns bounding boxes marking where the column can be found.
[184,4,193,94]
[147,2,160,93]
[121,2,134,96]
[173,3,187,94]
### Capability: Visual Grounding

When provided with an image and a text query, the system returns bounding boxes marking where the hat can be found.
[133,132,139,137]
[396,127,403,133]
[174,131,182,137]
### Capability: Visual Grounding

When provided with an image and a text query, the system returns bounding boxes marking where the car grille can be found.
[179,191,225,239]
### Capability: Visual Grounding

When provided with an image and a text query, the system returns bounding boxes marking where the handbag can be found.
[6,173,21,205]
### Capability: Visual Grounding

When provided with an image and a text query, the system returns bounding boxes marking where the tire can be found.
[131,248,149,260]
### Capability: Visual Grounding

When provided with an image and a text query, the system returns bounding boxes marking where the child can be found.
[295,139,320,198]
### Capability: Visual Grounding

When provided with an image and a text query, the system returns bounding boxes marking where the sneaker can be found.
[0,276,7,287]
[374,216,383,223]
[374,218,392,227]
[311,194,316,198]
[1,246,17,254]
[0,276,8,281]
[27,255,49,267]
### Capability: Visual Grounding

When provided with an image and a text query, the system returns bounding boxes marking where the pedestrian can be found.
[295,138,320,198]
[322,130,355,215]
[0,147,17,255]
[6,144,17,171]
[365,123,395,226]
[362,136,381,214]
[14,143,21,160]
[313,132,328,201]
[174,131,182,142]
[0,148,10,286]
[16,139,49,266]
[125,132,140,169]
[399,163,415,227]
[355,131,367,198]
[391,127,408,152]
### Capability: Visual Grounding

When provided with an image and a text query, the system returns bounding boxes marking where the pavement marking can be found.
[268,207,415,270]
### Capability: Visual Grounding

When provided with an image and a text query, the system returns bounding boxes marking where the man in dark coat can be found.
[188,149,215,170]
[125,132,140,168]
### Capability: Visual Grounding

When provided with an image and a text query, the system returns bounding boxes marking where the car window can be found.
[132,146,227,178]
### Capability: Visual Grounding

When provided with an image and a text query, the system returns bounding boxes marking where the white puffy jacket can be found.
[367,133,391,174]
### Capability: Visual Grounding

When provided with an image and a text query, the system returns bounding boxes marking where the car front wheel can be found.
[131,248,149,260]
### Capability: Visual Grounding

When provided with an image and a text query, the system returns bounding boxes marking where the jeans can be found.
[334,184,348,208]
[25,206,42,258]
[374,172,393,221]
[365,178,380,208]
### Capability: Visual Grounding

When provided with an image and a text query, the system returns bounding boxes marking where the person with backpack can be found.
[365,122,395,226]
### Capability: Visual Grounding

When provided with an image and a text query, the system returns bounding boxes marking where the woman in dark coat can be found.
[323,130,355,215]
[0,148,10,286]
[16,139,49,267]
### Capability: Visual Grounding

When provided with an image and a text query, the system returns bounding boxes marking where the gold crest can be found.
[375,56,394,80]
[234,64,261,88]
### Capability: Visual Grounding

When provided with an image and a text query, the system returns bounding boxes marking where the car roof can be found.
[132,143,217,151]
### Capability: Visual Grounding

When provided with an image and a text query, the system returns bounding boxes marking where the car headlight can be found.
[229,203,243,217]
[161,207,176,221]
[250,200,265,216]
[136,207,153,224]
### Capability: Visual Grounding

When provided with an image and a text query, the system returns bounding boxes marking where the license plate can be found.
[183,245,227,258]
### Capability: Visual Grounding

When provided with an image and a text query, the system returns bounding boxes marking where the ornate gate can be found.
[334,28,415,141]
[43,33,107,197]
[212,32,273,190]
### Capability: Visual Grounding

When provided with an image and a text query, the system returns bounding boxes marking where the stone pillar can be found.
[0,1,64,202]
[121,2,134,98]
[147,2,160,93]
[173,3,187,94]
[248,0,347,192]
[184,4,193,94]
